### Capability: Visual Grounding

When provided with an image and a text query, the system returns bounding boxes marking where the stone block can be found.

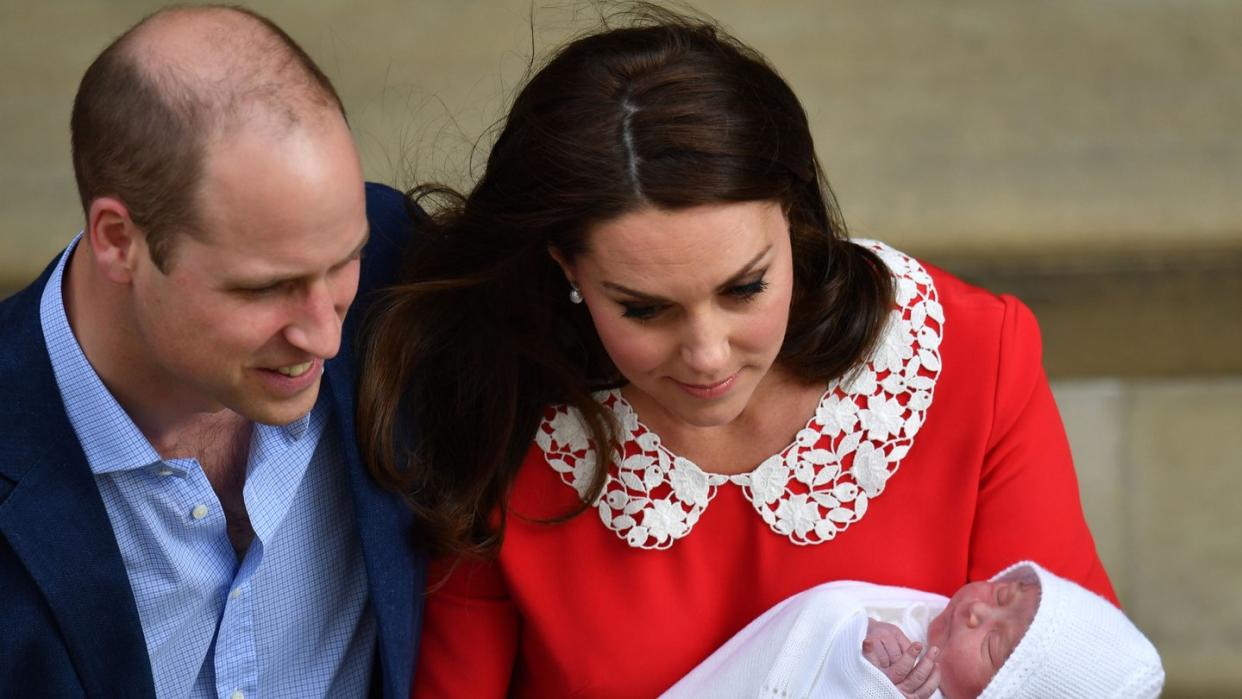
[1051,378,1127,598]
[1125,379,1242,695]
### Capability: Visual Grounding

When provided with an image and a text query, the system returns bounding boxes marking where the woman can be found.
[358,9,1115,698]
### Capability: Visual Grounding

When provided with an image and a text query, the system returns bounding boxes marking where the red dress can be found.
[412,243,1115,698]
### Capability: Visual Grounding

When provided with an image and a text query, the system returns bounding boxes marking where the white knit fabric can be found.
[662,565,1163,698]
[980,561,1165,699]
[662,582,948,699]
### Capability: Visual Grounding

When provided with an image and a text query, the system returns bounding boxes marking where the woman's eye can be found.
[725,279,768,300]
[622,304,662,321]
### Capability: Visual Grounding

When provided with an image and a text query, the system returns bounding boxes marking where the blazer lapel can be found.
[324,349,423,699]
[0,275,155,698]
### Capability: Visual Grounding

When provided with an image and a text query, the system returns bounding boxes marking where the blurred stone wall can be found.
[2,1,1238,695]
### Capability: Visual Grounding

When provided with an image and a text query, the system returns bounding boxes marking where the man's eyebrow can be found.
[336,227,370,267]
[307,227,371,276]
[600,246,771,302]
[230,227,370,289]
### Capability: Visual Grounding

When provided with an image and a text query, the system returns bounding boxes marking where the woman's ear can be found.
[547,245,576,287]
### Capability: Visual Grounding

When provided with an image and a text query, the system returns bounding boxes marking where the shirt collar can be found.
[41,235,161,475]
[282,409,311,441]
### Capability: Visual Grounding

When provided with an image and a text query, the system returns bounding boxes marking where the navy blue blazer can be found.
[0,183,425,697]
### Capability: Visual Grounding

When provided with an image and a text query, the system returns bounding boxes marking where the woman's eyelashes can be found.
[726,278,769,300]
[621,303,665,320]
[619,277,769,321]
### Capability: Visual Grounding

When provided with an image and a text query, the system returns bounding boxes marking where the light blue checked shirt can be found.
[40,237,377,698]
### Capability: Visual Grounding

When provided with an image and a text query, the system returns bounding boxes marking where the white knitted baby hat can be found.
[978,561,1164,699]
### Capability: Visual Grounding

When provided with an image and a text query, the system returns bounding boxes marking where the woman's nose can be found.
[679,313,730,377]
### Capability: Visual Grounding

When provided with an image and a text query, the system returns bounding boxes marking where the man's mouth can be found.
[276,362,313,378]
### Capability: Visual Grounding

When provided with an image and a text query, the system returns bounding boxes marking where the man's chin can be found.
[240,383,321,426]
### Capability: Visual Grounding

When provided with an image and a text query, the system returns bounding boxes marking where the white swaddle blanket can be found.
[662,581,948,699]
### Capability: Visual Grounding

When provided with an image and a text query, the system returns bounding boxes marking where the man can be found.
[0,6,423,697]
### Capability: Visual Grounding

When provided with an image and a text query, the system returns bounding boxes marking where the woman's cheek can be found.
[746,290,794,358]
[592,313,668,378]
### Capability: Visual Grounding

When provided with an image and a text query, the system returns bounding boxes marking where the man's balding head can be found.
[71,5,347,270]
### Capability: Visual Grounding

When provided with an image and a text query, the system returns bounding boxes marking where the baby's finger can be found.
[899,648,941,699]
[885,642,922,683]
[906,662,940,699]
[879,635,904,666]
[862,640,889,668]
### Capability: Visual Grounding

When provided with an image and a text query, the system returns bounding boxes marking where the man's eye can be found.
[622,304,662,321]
[335,251,365,269]
[239,282,285,296]
[725,279,768,300]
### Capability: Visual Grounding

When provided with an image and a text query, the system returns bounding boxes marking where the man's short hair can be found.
[70,5,347,270]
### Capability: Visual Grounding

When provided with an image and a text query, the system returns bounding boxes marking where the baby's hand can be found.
[862,619,940,699]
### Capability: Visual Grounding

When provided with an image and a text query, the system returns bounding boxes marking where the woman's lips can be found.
[672,372,738,399]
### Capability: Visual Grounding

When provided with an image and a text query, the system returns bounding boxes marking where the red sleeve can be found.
[967,295,1118,604]
[412,556,519,698]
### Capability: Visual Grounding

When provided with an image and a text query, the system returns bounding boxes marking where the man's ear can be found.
[86,197,145,284]
[547,245,576,287]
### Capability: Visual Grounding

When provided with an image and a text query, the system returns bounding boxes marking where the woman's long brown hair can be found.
[357,6,894,559]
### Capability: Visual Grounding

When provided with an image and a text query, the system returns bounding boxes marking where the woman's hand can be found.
[862,619,941,698]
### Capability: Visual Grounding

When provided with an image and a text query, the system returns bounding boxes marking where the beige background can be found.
[2,1,1239,696]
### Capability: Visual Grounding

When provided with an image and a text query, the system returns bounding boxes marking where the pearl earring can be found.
[569,285,584,304]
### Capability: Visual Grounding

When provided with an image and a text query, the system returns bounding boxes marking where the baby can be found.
[663,561,1163,699]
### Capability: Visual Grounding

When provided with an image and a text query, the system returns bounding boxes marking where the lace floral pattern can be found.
[534,240,943,549]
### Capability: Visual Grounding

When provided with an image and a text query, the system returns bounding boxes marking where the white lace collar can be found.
[534,240,943,549]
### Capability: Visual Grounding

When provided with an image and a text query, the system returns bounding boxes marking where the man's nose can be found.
[284,279,344,358]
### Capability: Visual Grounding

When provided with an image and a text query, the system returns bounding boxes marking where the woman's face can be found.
[557,201,795,429]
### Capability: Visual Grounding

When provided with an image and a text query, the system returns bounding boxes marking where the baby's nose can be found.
[964,600,992,628]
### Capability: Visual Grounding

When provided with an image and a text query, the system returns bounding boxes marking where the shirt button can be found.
[191,504,209,520]
[230,587,242,599]
[231,691,244,699]
[156,467,174,477]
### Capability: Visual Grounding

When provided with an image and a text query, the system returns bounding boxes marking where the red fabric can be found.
[412,265,1116,698]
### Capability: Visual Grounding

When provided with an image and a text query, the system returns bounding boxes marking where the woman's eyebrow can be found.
[599,280,665,302]
[715,246,772,289]
[600,246,772,301]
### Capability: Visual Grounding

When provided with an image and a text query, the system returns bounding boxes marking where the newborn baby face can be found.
[926,579,1040,698]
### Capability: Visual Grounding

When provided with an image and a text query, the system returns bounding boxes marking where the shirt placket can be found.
[131,457,237,697]
[158,456,260,699]
[214,543,261,699]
